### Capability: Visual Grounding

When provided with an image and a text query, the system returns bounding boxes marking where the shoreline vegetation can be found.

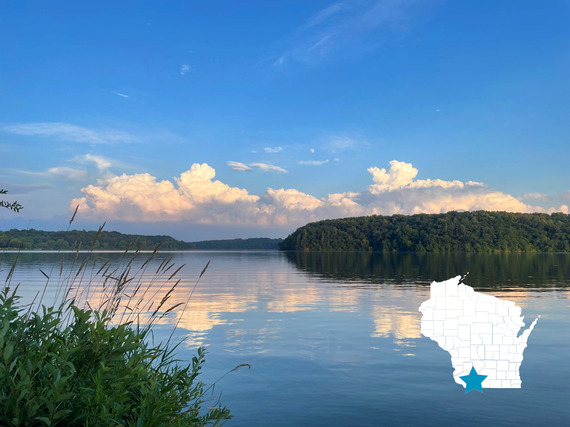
[2,211,568,254]
[0,229,282,251]
[0,224,236,425]
[279,211,570,252]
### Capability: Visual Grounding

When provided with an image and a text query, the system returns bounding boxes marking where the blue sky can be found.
[1,0,569,240]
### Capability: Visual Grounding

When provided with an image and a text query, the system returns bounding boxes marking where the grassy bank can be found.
[0,229,232,426]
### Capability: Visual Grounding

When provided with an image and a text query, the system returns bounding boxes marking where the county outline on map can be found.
[419,275,540,389]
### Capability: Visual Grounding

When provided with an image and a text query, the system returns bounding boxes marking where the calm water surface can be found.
[1,251,569,426]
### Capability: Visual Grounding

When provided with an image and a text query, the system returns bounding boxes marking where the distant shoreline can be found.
[0,229,282,251]
[0,248,280,253]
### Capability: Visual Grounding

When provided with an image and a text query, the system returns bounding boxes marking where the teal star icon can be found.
[460,367,487,393]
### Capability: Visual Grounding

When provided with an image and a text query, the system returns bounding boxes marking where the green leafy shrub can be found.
[0,236,231,426]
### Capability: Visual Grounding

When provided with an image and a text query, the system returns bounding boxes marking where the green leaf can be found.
[3,342,14,361]
[53,409,71,420]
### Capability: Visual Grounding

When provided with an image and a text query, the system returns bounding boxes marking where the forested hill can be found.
[0,229,283,251]
[279,211,570,252]
[0,229,195,250]
[193,238,282,250]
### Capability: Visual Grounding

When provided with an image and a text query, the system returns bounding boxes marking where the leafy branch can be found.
[0,189,23,213]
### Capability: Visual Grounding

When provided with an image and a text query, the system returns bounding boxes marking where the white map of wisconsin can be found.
[419,275,540,388]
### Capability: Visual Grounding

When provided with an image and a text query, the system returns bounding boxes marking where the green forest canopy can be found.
[193,238,282,250]
[0,229,195,250]
[0,229,282,251]
[279,211,570,252]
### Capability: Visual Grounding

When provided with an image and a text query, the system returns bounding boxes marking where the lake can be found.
[1,250,569,426]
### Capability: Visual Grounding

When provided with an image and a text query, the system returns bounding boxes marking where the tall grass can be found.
[0,223,234,426]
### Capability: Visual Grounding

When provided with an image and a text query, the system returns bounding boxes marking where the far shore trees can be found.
[279,211,570,252]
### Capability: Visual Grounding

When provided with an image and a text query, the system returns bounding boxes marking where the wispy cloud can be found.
[79,154,112,171]
[180,64,191,75]
[274,0,428,66]
[298,159,330,166]
[3,122,135,145]
[228,161,288,173]
[327,135,366,152]
[0,183,51,194]
[263,146,283,153]
[12,166,88,180]
[227,161,252,171]
[520,192,549,201]
[111,90,130,99]
[8,154,114,183]
[250,163,288,173]
[47,167,88,180]
[516,192,570,209]
[305,2,348,28]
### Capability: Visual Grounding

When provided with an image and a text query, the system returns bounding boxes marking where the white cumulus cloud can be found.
[368,160,419,193]
[266,188,323,211]
[70,161,569,228]
[72,163,261,223]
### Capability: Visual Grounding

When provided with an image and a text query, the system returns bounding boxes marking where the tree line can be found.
[193,238,282,250]
[278,211,570,252]
[0,229,195,250]
[0,229,283,251]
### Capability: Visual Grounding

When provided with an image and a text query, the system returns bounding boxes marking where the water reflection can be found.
[2,250,568,351]
[2,250,569,425]
[284,251,570,356]
[371,306,421,340]
[285,251,570,289]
